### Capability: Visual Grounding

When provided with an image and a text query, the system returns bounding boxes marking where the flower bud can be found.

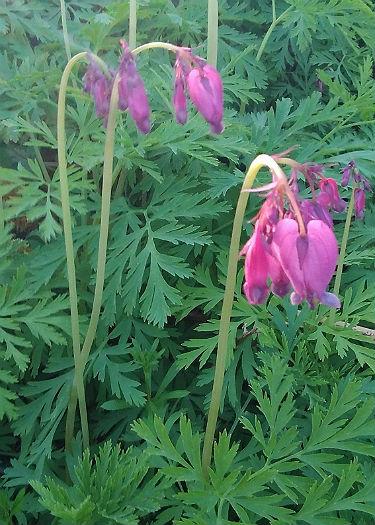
[118,40,151,134]
[187,64,224,134]
[241,223,270,305]
[354,188,366,219]
[317,178,346,212]
[83,58,113,123]
[172,66,188,124]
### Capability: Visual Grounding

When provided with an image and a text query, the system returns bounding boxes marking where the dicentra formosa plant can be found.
[59,39,224,451]
[201,154,371,474]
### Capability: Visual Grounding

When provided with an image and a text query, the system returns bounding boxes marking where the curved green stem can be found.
[207,0,219,67]
[62,41,186,451]
[58,51,87,382]
[79,77,119,370]
[329,186,355,323]
[58,52,88,451]
[66,76,120,450]
[256,6,292,62]
[129,0,137,50]
[202,155,290,475]
[58,51,107,451]
[132,41,180,56]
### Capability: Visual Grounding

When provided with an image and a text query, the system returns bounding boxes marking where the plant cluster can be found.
[0,1,374,524]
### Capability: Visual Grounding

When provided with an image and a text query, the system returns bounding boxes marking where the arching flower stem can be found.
[202,154,295,476]
[60,42,196,452]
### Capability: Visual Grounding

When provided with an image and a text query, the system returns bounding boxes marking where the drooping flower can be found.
[272,218,340,308]
[172,56,188,125]
[240,222,270,304]
[118,40,151,134]
[341,161,355,187]
[239,158,343,309]
[83,56,114,123]
[354,188,366,219]
[340,160,371,219]
[300,199,333,229]
[186,63,224,134]
[316,178,346,212]
[83,43,225,135]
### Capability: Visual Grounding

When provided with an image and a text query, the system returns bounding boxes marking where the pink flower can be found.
[272,218,340,308]
[240,222,270,304]
[187,64,224,134]
[341,161,355,187]
[83,57,114,123]
[172,58,188,125]
[118,40,151,134]
[268,254,290,298]
[317,178,346,212]
[354,188,366,219]
[300,200,333,229]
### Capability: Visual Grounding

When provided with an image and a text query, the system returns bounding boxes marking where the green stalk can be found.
[66,76,120,450]
[57,52,88,412]
[202,155,292,475]
[62,41,181,451]
[129,0,137,50]
[256,6,292,62]
[329,186,355,323]
[0,197,4,230]
[60,0,72,60]
[79,77,119,369]
[58,51,108,451]
[207,0,219,67]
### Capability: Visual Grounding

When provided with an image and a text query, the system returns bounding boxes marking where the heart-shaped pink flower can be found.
[272,218,340,308]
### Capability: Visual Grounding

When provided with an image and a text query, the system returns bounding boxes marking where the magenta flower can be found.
[341,161,355,187]
[172,58,188,125]
[272,219,340,308]
[316,178,346,212]
[354,188,366,219]
[240,222,270,304]
[118,40,151,134]
[83,57,113,123]
[239,158,344,309]
[83,43,224,135]
[300,199,333,229]
[339,161,371,219]
[268,254,290,298]
[187,64,224,134]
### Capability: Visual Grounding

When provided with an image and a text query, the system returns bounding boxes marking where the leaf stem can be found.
[202,155,290,475]
[329,186,355,323]
[207,0,219,67]
[60,0,72,60]
[256,7,292,62]
[129,0,137,50]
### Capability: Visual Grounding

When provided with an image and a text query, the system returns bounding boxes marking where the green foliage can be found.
[31,441,167,524]
[0,0,374,524]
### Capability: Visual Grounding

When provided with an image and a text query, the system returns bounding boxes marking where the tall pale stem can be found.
[207,0,218,67]
[329,187,355,323]
[129,0,137,50]
[202,155,291,475]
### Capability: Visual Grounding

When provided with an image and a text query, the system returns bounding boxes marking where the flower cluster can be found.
[82,42,223,134]
[240,162,346,309]
[341,160,371,219]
